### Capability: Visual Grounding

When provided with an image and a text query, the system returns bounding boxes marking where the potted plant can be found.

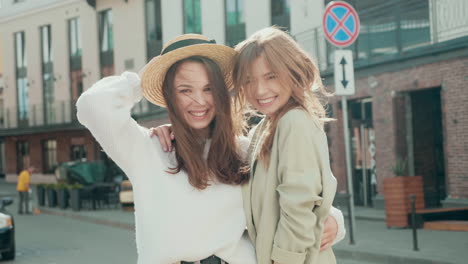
[45,184,57,208]
[68,184,83,211]
[383,157,425,228]
[36,183,47,206]
[55,183,69,209]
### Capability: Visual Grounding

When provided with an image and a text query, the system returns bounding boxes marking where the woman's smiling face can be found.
[245,55,292,116]
[173,61,216,133]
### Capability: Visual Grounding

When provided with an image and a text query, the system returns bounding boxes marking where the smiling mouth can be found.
[189,110,209,120]
[257,96,277,107]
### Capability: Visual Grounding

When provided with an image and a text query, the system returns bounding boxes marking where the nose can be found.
[254,79,268,97]
[190,90,208,106]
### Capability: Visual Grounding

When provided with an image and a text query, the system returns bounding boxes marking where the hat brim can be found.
[141,43,237,107]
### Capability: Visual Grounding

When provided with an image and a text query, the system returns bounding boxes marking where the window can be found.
[225,0,245,47]
[71,145,86,161]
[42,139,57,173]
[16,141,29,173]
[69,18,83,111]
[14,31,28,126]
[271,0,290,31]
[145,0,163,60]
[0,140,5,177]
[69,18,82,58]
[183,0,201,34]
[99,9,114,77]
[40,25,55,124]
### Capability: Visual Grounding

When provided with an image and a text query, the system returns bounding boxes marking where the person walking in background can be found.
[17,166,34,214]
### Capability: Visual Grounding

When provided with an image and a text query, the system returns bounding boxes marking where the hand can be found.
[149,124,174,152]
[320,214,338,251]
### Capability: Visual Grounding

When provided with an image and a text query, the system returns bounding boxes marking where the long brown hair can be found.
[163,56,249,189]
[233,27,332,165]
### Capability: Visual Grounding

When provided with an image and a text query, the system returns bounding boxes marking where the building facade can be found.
[0,0,299,182]
[317,0,468,208]
[0,0,467,208]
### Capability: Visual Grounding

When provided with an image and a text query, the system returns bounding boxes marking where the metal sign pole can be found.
[342,96,356,244]
[323,0,360,245]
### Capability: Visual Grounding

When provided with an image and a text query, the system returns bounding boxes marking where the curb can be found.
[334,248,455,264]
[40,208,134,231]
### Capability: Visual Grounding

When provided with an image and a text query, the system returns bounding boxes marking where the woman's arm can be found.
[76,72,152,181]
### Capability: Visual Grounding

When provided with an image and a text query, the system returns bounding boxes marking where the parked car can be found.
[119,180,134,211]
[0,197,15,260]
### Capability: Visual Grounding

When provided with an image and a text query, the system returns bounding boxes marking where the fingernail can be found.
[163,148,167,152]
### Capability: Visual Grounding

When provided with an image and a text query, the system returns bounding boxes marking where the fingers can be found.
[320,215,337,251]
[149,127,157,138]
[320,241,332,251]
[149,124,174,152]
[160,126,173,152]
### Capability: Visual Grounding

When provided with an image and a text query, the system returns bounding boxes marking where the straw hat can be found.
[141,34,237,107]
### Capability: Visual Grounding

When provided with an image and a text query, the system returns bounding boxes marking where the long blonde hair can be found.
[232,27,332,165]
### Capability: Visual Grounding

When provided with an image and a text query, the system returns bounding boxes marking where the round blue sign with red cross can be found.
[323,1,360,47]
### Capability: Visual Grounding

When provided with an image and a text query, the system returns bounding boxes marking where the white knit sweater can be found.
[76,72,256,264]
[76,72,345,264]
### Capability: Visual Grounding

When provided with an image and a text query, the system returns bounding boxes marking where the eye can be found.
[179,89,190,94]
[266,74,277,80]
[204,87,212,92]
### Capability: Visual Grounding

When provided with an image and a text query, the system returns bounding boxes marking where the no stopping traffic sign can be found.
[323,1,360,47]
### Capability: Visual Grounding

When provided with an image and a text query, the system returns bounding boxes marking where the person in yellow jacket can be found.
[17,167,34,214]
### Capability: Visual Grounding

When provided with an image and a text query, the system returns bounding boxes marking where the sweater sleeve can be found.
[271,110,333,264]
[329,206,346,245]
[76,72,152,182]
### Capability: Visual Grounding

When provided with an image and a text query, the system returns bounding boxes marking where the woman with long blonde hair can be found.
[232,27,338,264]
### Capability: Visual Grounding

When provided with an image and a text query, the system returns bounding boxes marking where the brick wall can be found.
[4,130,97,175]
[327,56,468,200]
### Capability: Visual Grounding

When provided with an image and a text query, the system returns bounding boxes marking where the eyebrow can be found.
[176,84,192,89]
[176,83,212,89]
[263,72,276,77]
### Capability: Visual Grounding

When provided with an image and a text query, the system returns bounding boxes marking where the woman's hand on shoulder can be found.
[149,124,174,152]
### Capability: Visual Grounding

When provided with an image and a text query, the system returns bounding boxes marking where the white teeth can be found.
[258,97,275,104]
[190,111,207,117]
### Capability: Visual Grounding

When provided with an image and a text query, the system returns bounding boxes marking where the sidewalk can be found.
[1,180,466,264]
[334,204,467,264]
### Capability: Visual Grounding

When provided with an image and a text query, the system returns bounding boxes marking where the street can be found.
[1,208,368,264]
[1,212,137,264]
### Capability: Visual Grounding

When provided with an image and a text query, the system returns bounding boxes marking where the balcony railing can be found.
[293,0,468,72]
[0,99,166,132]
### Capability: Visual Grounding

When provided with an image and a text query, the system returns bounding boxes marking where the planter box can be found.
[70,189,81,211]
[46,189,57,208]
[57,189,69,209]
[383,176,425,227]
[36,186,46,206]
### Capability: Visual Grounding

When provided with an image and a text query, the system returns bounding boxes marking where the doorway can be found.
[349,98,376,206]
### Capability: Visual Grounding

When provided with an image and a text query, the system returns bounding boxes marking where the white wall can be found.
[201,0,225,44]
[245,0,270,36]
[161,0,183,44]
[290,0,324,35]
[96,0,146,75]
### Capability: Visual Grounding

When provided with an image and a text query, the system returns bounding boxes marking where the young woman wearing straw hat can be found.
[77,34,255,264]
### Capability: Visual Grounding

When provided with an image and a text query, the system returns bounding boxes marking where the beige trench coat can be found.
[242,109,337,264]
